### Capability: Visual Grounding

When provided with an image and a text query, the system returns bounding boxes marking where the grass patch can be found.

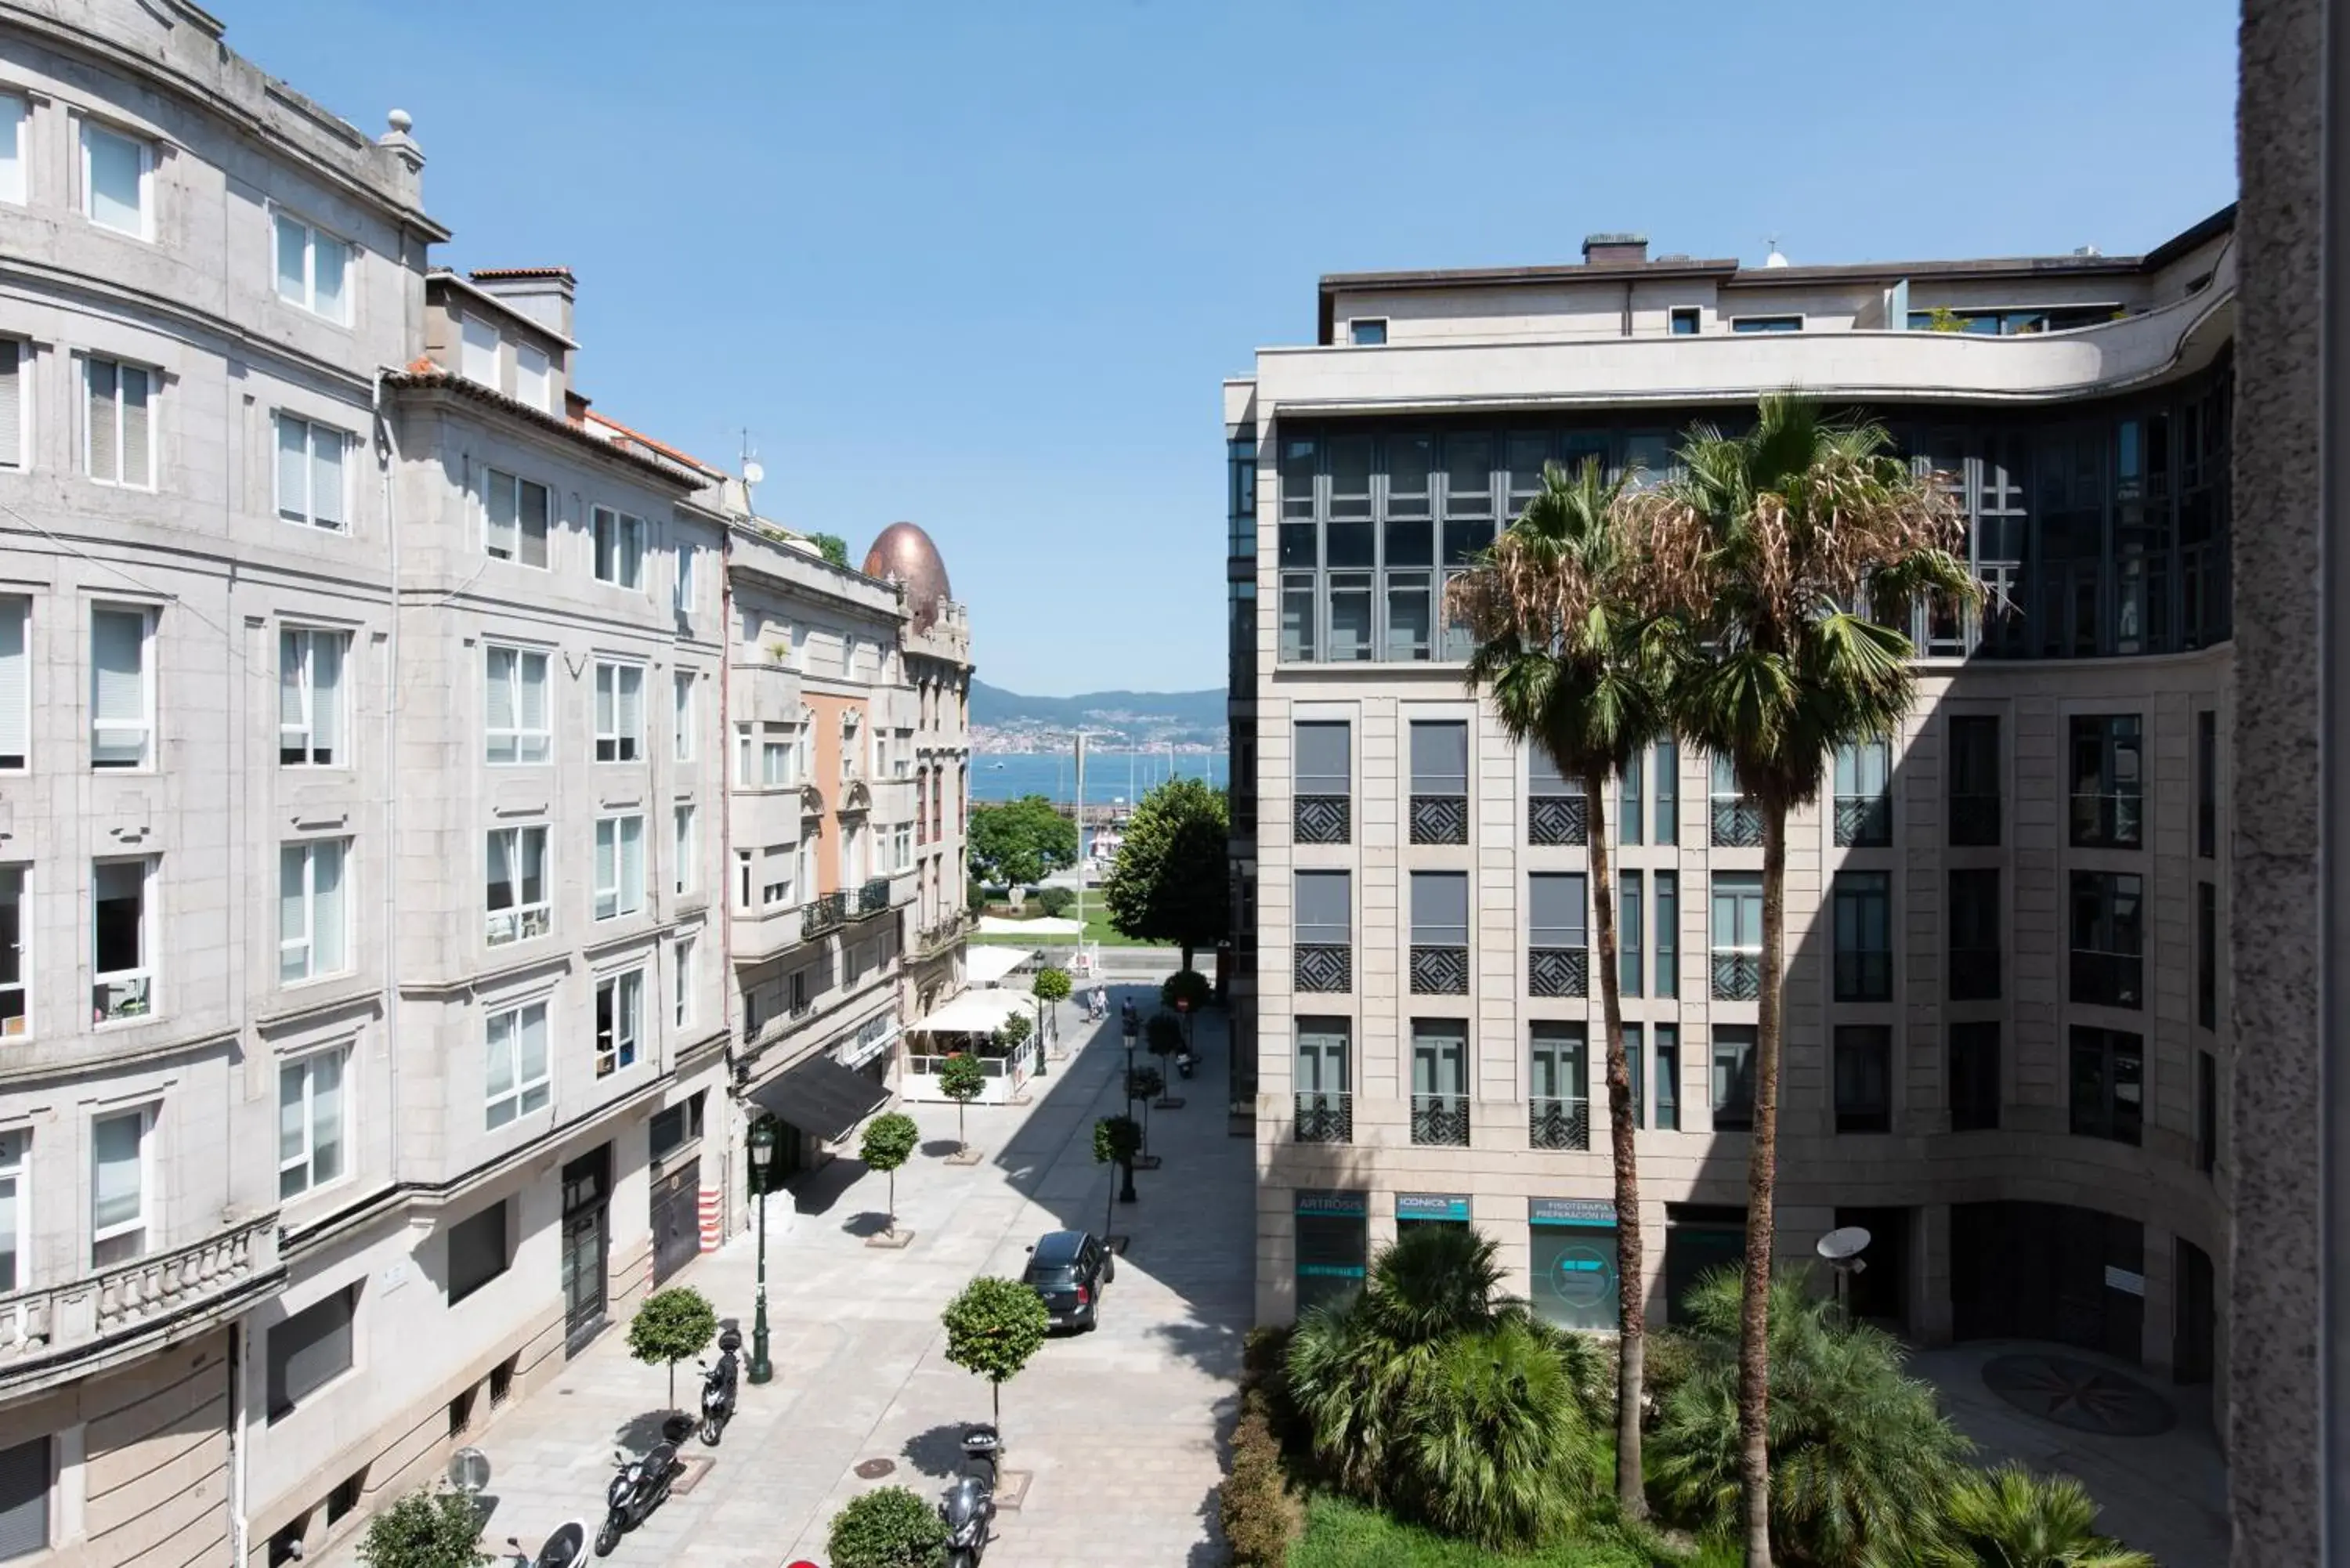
[1286,1494,1731,1568]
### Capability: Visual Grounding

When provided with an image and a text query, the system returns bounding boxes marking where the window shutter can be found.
[484,649,515,735]
[87,359,118,481]
[312,634,342,757]
[313,842,345,970]
[276,416,308,519]
[278,631,306,750]
[0,341,20,469]
[310,429,344,528]
[0,600,26,764]
[485,472,516,555]
[91,610,144,723]
[120,368,149,487]
[519,483,549,566]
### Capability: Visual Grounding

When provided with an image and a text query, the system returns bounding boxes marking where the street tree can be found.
[938,1052,987,1154]
[1093,1115,1142,1235]
[1631,394,1974,1566]
[1160,969,1210,1012]
[859,1112,920,1237]
[356,1486,489,1568]
[1032,966,1072,1006]
[1126,1063,1164,1158]
[826,1485,949,1568]
[1100,777,1229,967]
[1448,454,1669,1516]
[967,794,1077,890]
[940,1276,1050,1435]
[626,1285,719,1413]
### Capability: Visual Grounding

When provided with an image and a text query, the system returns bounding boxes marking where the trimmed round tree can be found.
[356,1486,488,1568]
[1126,1062,1165,1157]
[1094,1114,1142,1233]
[627,1284,718,1413]
[941,1276,1049,1436]
[859,1111,919,1237]
[938,1051,987,1153]
[1146,1010,1184,1071]
[1032,966,1072,1005]
[1160,969,1211,1012]
[826,1484,949,1568]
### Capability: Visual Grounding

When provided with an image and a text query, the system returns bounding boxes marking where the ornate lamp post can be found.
[747,1118,776,1385]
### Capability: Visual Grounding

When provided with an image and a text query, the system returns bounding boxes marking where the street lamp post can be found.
[747,1118,776,1385]
[1123,1013,1139,1118]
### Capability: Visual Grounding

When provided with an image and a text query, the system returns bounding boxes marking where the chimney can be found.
[1582,232,1649,266]
[468,267,576,341]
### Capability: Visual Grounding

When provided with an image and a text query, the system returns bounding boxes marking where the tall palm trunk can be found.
[1582,771,1647,1519]
[1737,802,1788,1567]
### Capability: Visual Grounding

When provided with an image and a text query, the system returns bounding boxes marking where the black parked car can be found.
[1021,1230,1114,1331]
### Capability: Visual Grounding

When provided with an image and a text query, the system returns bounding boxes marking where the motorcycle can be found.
[1175,1050,1196,1080]
[697,1328,743,1445]
[500,1523,589,1568]
[938,1423,1001,1568]
[595,1441,679,1557]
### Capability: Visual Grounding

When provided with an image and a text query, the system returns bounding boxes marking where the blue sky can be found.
[234,2,2237,697]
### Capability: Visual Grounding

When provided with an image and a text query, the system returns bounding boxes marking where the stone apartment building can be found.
[0,4,973,1565]
[1227,212,2236,1408]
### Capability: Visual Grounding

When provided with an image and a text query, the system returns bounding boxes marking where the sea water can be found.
[969,751,1230,808]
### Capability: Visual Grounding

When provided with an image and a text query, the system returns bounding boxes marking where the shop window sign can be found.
[1295,1190,1368,1314]
[1395,1192,1471,1227]
[1530,1198,1619,1333]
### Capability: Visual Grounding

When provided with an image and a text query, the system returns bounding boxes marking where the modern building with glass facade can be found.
[1225,211,2236,1404]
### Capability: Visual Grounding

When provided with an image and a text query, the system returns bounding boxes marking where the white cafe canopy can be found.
[906,989,1032,1036]
[975,916,1084,938]
[965,946,1030,988]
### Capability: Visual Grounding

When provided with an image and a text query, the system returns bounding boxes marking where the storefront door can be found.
[1530,1198,1618,1332]
[650,1158,702,1285]
[561,1147,611,1354]
[1294,1190,1366,1316]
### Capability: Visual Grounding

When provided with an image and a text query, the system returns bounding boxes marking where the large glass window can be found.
[92,858,152,1023]
[1832,871,1893,1002]
[1618,749,1643,847]
[2070,1026,2143,1144]
[1711,1027,1756,1131]
[278,1047,348,1198]
[1408,872,1469,995]
[1949,1021,2000,1131]
[1618,871,1643,999]
[2069,715,2142,849]
[1654,871,1679,999]
[591,508,647,589]
[481,470,550,567]
[1834,1025,1891,1133]
[278,839,349,984]
[486,826,550,945]
[1710,873,1763,1000]
[90,605,152,768]
[1833,741,1892,847]
[275,415,348,530]
[1654,1024,1680,1131]
[0,869,20,1039]
[81,120,150,237]
[2069,871,2144,1009]
[594,662,645,762]
[0,598,24,769]
[266,1286,356,1422]
[273,211,349,320]
[1653,740,1679,845]
[279,629,347,766]
[0,1434,49,1562]
[1948,869,2001,1000]
[2196,710,2218,858]
[594,815,645,922]
[485,645,551,764]
[1947,715,2001,846]
[484,1000,550,1128]
[446,1200,510,1301]
[0,1130,22,1293]
[595,970,643,1077]
[1408,721,1468,844]
[1528,1023,1587,1150]
[90,1106,150,1267]
[2197,881,2218,1030]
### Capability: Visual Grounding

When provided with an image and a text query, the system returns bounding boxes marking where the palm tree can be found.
[1401,1316,1596,1548]
[1628,396,1976,1567]
[1450,456,1669,1517]
[1928,1465,2155,1568]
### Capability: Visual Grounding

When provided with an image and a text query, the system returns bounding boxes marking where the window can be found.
[2196,1050,2218,1176]
[672,805,696,895]
[2069,714,2142,848]
[485,827,549,945]
[2070,1026,2144,1144]
[90,605,153,768]
[514,343,551,412]
[1654,1024,1679,1130]
[274,414,348,530]
[0,869,20,1039]
[1834,1025,1892,1133]
[0,598,26,768]
[460,313,500,387]
[446,1200,511,1302]
[674,543,698,616]
[1949,1021,2000,1131]
[92,858,152,1022]
[80,120,150,238]
[1296,870,1352,949]
[2070,871,2144,1009]
[1653,739,1678,844]
[760,845,790,908]
[1832,871,1892,1001]
[1948,715,2001,845]
[0,340,23,471]
[1654,871,1678,998]
[83,357,153,487]
[672,937,696,1031]
[734,849,754,912]
[591,508,646,589]
[2197,881,2218,1029]
[1618,871,1643,998]
[1948,869,2001,1000]
[1711,1027,1756,1130]
[1668,306,1701,334]
[1408,871,1468,995]
[671,673,696,763]
[0,1130,24,1292]
[1527,873,1585,952]
[594,662,645,761]
[1710,751,1760,846]
[1833,740,1892,846]
[1730,315,1802,333]
[2196,710,2218,858]
[761,724,794,786]
[480,470,550,567]
[278,628,346,766]
[277,1048,348,1199]
[272,212,349,322]
[484,645,551,764]
[1408,720,1468,847]
[1710,872,1764,999]
[90,1106,150,1267]
[0,1436,49,1563]
[483,1000,549,1128]
[1348,318,1387,346]
[1293,721,1351,844]
[593,815,645,921]
[0,93,24,206]
[277,840,349,983]
[651,1094,706,1160]
[595,970,643,1077]
[1408,1020,1469,1145]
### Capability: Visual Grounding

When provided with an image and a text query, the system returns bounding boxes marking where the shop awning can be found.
[974,916,1084,938]
[750,1052,891,1143]
[965,946,1030,987]
[906,989,1032,1036]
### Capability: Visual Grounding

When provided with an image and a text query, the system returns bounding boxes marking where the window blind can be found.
[91,1111,143,1232]
[310,428,343,528]
[0,341,20,469]
[0,1436,49,1562]
[118,367,149,487]
[277,417,308,519]
[87,358,118,480]
[91,609,146,748]
[484,649,516,735]
[313,240,346,321]
[485,471,517,556]
[0,598,25,764]
[266,1288,355,1420]
[1528,873,1586,947]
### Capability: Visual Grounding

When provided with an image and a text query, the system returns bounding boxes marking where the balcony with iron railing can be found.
[1293,1091,1353,1144]
[802,890,850,937]
[1,1214,283,1396]
[1295,944,1352,993]
[2070,948,2144,1009]
[1833,950,1893,1003]
[913,911,971,959]
[1410,793,1468,845]
[1410,945,1470,995]
[1528,794,1588,846]
[1411,1093,1471,1147]
[855,876,893,917]
[1834,795,1892,847]
[1528,1097,1590,1151]
[1712,948,1762,1000]
[1295,795,1350,845]
[1949,793,2001,846]
[1949,947,2001,1000]
[1712,797,1764,847]
[1528,946,1589,998]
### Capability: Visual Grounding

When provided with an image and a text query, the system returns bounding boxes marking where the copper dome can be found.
[862,521,953,634]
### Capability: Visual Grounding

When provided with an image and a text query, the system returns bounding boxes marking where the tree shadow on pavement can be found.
[920,1139,965,1158]
[788,1155,870,1217]
[898,1422,976,1481]
[613,1409,684,1456]
[839,1211,895,1237]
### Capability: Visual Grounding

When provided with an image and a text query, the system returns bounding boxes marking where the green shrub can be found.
[625,1286,718,1411]
[1637,1325,1700,1426]
[1161,968,1212,1010]
[825,1484,947,1568]
[1036,885,1076,917]
[1222,1391,1303,1566]
[1932,1463,2155,1568]
[356,1486,488,1568]
[1032,966,1072,1003]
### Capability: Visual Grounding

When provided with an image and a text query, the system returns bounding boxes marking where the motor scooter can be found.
[938,1423,1001,1568]
[595,1440,679,1557]
[698,1328,743,1444]
[499,1523,589,1568]
[1175,1049,1196,1079]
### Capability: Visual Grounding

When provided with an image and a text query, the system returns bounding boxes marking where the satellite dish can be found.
[1816,1226,1871,1264]
[742,460,765,486]
[448,1445,491,1495]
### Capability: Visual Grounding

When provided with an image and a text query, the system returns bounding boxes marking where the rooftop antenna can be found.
[1763,234,1790,269]
[739,428,765,509]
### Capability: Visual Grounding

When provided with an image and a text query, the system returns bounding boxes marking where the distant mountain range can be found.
[969,681,1226,746]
